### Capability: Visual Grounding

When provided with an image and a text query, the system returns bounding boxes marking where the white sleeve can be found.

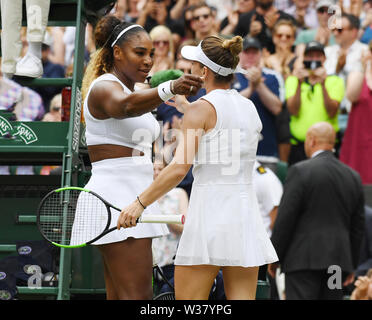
[264,169,284,207]
[255,168,283,216]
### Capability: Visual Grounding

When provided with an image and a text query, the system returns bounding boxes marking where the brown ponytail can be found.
[221,36,244,67]
[200,35,243,83]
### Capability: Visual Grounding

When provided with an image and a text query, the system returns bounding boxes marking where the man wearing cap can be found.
[233,36,285,171]
[294,0,337,54]
[285,41,344,165]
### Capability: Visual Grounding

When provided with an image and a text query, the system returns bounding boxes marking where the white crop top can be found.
[83,73,160,153]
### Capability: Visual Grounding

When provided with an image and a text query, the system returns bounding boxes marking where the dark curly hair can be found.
[82,15,145,100]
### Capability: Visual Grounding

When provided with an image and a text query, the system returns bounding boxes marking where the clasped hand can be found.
[117,199,144,229]
[244,66,262,88]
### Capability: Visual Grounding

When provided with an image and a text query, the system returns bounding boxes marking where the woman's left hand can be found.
[117,200,145,229]
[165,94,190,113]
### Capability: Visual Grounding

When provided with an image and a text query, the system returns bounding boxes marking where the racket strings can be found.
[38,190,109,246]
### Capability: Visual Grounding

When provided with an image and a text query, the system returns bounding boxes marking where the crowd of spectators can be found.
[111,0,370,185]
[1,0,372,300]
[114,0,372,185]
[1,0,371,183]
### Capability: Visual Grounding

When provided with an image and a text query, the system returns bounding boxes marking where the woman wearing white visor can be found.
[117,35,278,300]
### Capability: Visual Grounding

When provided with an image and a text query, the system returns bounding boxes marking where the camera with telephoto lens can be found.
[303,60,322,70]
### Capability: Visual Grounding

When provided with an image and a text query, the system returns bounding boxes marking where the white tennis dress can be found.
[174,89,279,267]
[71,73,168,245]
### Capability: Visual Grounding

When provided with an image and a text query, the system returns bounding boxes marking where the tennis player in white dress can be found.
[118,35,278,300]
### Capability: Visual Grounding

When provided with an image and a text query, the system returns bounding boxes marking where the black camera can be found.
[303,60,322,70]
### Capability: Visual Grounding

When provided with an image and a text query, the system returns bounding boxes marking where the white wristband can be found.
[157,80,175,101]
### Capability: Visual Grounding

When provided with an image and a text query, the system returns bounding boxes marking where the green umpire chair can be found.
[0,0,115,300]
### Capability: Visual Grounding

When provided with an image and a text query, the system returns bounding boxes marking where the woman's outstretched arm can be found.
[117,100,211,229]
[89,74,203,119]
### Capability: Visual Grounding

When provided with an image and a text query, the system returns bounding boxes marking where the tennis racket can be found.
[37,187,185,248]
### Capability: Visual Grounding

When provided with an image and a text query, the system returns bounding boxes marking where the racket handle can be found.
[137,214,185,225]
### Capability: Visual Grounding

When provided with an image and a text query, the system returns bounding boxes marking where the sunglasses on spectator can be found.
[317,7,332,15]
[154,40,169,46]
[275,33,293,40]
[332,27,351,34]
[193,13,211,21]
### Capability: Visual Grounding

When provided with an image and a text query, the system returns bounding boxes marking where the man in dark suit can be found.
[268,122,365,299]
[355,206,372,277]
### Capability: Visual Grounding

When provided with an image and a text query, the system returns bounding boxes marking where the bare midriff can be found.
[88,144,144,163]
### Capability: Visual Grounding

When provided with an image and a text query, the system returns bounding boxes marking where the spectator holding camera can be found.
[286,41,344,165]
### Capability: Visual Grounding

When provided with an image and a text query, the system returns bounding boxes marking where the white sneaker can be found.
[14,53,43,78]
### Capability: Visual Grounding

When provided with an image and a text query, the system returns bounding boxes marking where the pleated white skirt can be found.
[175,183,278,267]
[74,156,168,245]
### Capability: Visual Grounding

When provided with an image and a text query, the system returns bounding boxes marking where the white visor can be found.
[181,41,245,76]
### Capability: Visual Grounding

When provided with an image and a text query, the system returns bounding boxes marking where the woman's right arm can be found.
[170,0,187,20]
[88,74,203,119]
[286,80,302,116]
[346,71,364,104]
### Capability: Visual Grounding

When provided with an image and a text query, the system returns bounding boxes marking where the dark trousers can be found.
[285,270,344,300]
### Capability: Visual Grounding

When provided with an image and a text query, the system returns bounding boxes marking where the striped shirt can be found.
[0,78,44,121]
